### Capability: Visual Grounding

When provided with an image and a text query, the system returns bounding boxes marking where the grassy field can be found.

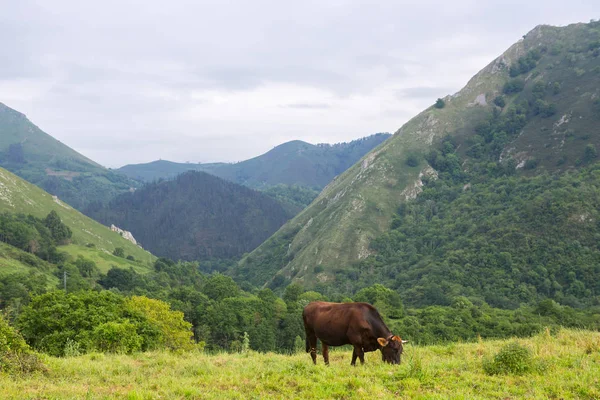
[1,328,598,399]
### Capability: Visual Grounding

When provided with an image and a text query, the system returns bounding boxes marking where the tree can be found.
[434,98,446,109]
[113,247,125,257]
[6,143,25,164]
[203,274,239,301]
[493,96,506,108]
[43,211,72,244]
[584,144,598,162]
[125,296,194,351]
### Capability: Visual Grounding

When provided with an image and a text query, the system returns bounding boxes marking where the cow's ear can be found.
[392,335,402,342]
[377,337,389,347]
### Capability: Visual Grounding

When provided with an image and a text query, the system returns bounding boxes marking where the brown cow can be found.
[302,301,407,366]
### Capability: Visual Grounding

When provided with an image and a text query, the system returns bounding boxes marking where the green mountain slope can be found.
[86,171,296,261]
[0,103,138,210]
[0,166,154,269]
[117,134,391,189]
[235,21,600,293]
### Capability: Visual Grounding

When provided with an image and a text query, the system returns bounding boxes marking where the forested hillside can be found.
[118,133,391,190]
[0,103,138,210]
[86,171,296,261]
[236,21,600,304]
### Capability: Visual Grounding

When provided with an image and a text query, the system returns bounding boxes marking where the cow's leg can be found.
[305,327,318,365]
[351,347,358,366]
[354,345,365,365]
[322,343,329,365]
[307,336,318,365]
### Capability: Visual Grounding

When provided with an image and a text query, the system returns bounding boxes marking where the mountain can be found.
[0,166,155,272]
[235,21,600,303]
[117,133,391,189]
[85,171,296,261]
[0,103,138,210]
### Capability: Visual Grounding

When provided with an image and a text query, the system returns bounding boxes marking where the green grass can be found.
[1,329,598,399]
[60,245,151,274]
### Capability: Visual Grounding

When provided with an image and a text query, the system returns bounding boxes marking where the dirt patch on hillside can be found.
[45,168,81,181]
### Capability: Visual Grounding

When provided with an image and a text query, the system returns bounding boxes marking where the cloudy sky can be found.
[0,1,597,167]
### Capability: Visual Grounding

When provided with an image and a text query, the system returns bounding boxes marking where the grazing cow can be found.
[302,301,407,365]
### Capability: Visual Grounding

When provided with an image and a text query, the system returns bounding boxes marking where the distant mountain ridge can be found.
[0,102,138,210]
[117,133,391,189]
[85,170,297,261]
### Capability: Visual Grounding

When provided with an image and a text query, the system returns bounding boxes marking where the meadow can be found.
[1,328,598,399]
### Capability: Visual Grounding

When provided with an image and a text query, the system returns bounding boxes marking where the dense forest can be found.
[2,256,599,359]
[85,171,295,261]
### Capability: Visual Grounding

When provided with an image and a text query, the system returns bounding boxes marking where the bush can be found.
[483,342,534,375]
[434,98,446,109]
[126,296,194,351]
[503,79,525,94]
[113,247,125,258]
[406,154,420,167]
[91,321,143,354]
[493,96,506,108]
[0,314,44,374]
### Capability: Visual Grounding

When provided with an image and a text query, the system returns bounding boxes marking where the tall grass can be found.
[1,328,598,399]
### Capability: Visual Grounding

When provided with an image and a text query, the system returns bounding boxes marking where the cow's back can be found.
[303,302,377,347]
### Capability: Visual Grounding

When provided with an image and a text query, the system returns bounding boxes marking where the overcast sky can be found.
[1,1,597,167]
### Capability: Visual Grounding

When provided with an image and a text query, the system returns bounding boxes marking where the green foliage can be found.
[90,320,143,354]
[493,96,506,108]
[503,79,525,94]
[483,342,535,375]
[509,49,542,77]
[14,291,191,356]
[203,274,240,302]
[354,284,403,318]
[434,98,446,109]
[262,184,319,209]
[0,314,44,374]
[0,212,67,263]
[112,247,125,258]
[43,210,72,244]
[405,153,420,167]
[584,144,598,162]
[125,296,193,351]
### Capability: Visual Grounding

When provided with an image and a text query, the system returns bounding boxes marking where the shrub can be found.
[113,247,125,257]
[406,154,420,167]
[0,314,44,374]
[91,321,143,354]
[483,342,534,375]
[503,79,525,94]
[125,296,194,351]
[434,98,446,109]
[493,96,506,108]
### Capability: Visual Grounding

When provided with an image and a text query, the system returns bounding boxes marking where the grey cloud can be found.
[397,87,452,99]
[0,0,598,167]
[282,103,332,110]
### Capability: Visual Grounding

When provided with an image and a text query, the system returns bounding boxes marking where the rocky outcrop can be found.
[110,224,138,246]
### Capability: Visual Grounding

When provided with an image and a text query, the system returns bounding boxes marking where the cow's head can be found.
[377,335,407,364]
